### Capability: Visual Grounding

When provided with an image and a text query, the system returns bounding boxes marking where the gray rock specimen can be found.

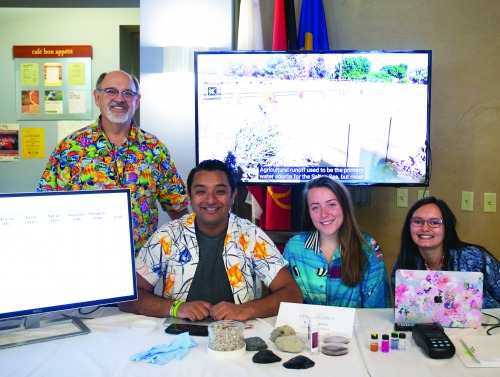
[244,336,267,351]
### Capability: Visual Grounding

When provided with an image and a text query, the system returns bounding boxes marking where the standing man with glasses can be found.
[38,70,189,252]
[391,196,500,308]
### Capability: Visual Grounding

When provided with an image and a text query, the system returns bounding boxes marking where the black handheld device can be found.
[165,323,209,337]
[412,323,455,359]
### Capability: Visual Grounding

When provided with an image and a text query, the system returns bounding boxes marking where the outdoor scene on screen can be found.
[196,51,430,185]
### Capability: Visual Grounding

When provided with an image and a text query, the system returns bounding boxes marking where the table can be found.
[0,307,368,377]
[355,308,500,377]
[0,308,498,377]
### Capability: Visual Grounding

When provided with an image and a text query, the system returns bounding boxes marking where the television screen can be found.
[0,189,137,321]
[195,50,431,186]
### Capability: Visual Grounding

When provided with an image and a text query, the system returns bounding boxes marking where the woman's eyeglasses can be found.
[409,218,443,228]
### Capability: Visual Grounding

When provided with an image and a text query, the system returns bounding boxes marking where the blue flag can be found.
[298,0,329,50]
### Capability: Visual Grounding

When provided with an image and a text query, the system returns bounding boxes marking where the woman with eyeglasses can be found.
[391,196,500,308]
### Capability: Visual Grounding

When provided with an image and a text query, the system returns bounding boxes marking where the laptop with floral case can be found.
[394,269,483,328]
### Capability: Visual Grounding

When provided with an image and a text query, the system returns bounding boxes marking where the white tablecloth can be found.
[1,307,499,377]
[0,307,369,377]
[355,308,500,377]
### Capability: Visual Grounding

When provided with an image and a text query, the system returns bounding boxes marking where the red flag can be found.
[246,185,292,231]
[264,186,292,231]
[273,0,298,51]
[273,0,287,50]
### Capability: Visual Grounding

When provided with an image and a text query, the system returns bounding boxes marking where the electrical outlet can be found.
[461,191,474,211]
[484,193,496,213]
[351,187,371,206]
[396,188,408,207]
[417,189,430,200]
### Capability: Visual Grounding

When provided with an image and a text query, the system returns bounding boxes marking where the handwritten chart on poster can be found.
[14,45,92,120]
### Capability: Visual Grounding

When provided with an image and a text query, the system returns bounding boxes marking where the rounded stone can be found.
[270,325,296,342]
[275,335,304,353]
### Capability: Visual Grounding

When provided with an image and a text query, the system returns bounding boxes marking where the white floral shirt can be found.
[136,213,287,303]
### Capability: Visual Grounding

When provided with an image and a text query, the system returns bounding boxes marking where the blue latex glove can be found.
[130,332,197,365]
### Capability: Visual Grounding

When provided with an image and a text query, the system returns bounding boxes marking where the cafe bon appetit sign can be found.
[13,45,92,58]
[13,45,92,121]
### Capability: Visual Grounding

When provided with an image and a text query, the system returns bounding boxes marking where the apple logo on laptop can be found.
[434,295,443,304]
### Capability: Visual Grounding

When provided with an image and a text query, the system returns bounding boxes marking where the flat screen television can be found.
[195,50,431,186]
[0,189,137,349]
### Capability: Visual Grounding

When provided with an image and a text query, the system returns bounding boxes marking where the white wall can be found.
[139,0,234,223]
[0,2,231,226]
[0,8,139,193]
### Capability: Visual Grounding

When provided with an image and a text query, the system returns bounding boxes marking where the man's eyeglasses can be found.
[98,88,138,101]
[410,218,443,228]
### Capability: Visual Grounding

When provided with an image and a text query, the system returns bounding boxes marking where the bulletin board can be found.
[14,45,92,121]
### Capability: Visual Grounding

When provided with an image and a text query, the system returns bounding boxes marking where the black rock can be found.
[244,337,268,351]
[252,349,282,364]
[283,355,315,369]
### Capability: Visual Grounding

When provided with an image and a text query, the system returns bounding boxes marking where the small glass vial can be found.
[381,334,390,353]
[398,333,406,351]
[370,333,379,352]
[390,332,399,350]
[309,319,319,355]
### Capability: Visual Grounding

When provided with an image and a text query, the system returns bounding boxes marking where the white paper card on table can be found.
[275,302,356,337]
[462,335,500,366]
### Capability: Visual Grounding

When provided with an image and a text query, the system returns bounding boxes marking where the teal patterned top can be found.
[284,230,391,308]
